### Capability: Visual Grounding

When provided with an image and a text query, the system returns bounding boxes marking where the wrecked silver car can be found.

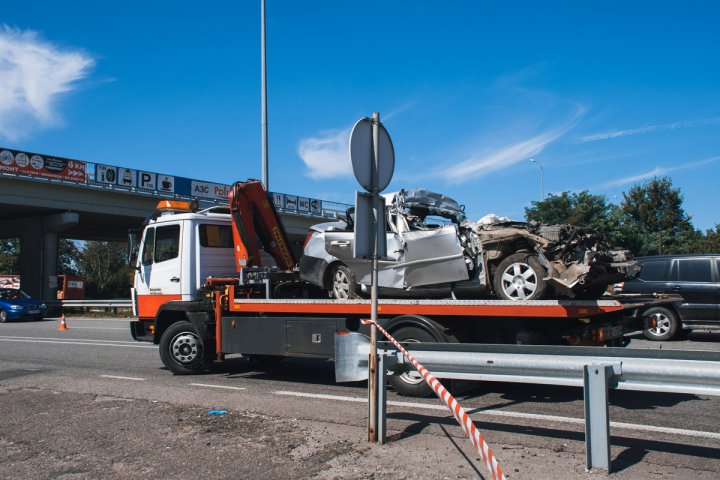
[299,189,638,300]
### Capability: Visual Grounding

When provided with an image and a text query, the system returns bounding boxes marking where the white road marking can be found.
[0,338,155,348]
[273,390,720,441]
[0,335,139,344]
[189,383,247,391]
[65,326,128,330]
[100,375,145,381]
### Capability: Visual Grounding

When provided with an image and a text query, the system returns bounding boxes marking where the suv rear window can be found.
[638,259,670,281]
[676,258,712,283]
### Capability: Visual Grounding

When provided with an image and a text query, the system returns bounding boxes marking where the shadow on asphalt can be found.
[385,411,720,472]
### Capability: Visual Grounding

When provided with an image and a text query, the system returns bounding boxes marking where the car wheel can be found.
[0,310,7,323]
[330,264,360,299]
[493,253,547,300]
[642,307,678,341]
[388,326,433,397]
[159,321,212,374]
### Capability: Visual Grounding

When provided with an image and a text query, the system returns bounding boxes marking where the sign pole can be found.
[348,111,394,444]
[368,112,380,442]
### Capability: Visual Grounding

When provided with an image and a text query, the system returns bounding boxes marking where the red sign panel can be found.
[0,148,86,182]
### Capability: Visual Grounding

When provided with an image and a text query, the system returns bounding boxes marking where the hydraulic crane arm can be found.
[228,180,296,271]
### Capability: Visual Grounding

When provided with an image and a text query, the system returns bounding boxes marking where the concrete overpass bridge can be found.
[0,147,349,302]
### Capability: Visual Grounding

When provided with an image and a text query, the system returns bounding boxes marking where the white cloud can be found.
[598,155,720,189]
[0,25,94,140]
[297,127,352,179]
[439,105,586,183]
[577,117,720,143]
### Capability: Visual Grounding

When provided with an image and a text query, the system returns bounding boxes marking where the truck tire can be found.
[642,306,678,341]
[159,321,212,374]
[494,253,547,300]
[388,326,434,397]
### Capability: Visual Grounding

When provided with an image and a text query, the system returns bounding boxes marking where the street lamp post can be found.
[530,158,544,200]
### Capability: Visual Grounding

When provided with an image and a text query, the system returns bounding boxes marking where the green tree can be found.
[687,225,720,253]
[0,238,20,274]
[621,177,694,255]
[58,239,81,275]
[78,241,132,298]
[525,191,612,228]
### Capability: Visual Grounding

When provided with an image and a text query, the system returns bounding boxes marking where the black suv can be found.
[614,254,720,340]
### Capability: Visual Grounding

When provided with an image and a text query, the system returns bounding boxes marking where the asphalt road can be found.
[1,317,719,479]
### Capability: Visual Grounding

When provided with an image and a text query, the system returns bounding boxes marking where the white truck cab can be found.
[132,203,234,320]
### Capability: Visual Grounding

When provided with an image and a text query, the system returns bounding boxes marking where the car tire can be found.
[494,253,548,300]
[0,310,7,323]
[387,326,434,397]
[159,321,212,374]
[642,307,679,341]
[330,264,360,299]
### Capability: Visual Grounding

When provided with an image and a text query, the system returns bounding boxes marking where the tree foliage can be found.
[524,191,621,233]
[620,177,694,255]
[0,238,20,274]
[78,241,132,298]
[524,177,717,256]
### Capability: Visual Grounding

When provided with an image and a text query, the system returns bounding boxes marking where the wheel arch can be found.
[322,260,346,290]
[382,314,454,342]
[154,301,211,344]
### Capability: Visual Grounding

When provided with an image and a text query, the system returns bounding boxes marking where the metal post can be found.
[367,112,381,442]
[584,364,613,472]
[377,351,387,444]
[260,0,269,190]
[530,158,544,200]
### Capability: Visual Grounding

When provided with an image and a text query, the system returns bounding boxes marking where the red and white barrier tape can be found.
[362,319,507,480]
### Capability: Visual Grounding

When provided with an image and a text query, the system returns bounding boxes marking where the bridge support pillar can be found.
[13,212,79,302]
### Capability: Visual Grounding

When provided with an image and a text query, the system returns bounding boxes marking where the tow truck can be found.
[130,180,672,396]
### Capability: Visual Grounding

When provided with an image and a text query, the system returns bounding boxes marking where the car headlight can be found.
[10,305,22,310]
[40,303,47,309]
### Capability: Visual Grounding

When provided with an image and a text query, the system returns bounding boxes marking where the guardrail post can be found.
[584,363,614,472]
[377,351,387,444]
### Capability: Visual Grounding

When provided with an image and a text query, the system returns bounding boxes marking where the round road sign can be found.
[349,116,395,192]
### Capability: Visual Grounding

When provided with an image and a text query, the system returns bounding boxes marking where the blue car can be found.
[0,288,47,322]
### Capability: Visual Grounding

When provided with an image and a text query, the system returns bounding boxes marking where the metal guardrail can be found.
[334,334,720,472]
[60,299,132,309]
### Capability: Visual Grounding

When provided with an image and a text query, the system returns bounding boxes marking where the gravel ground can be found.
[1,386,718,480]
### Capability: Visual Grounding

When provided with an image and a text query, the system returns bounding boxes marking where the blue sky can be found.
[2,1,719,230]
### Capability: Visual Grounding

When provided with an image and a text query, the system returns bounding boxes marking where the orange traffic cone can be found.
[57,314,68,331]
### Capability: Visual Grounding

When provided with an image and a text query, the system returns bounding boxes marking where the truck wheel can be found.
[642,307,678,341]
[494,253,547,300]
[159,321,211,374]
[0,310,7,323]
[330,264,360,299]
[388,327,434,397]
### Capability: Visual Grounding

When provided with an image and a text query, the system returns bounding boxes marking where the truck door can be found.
[134,223,182,319]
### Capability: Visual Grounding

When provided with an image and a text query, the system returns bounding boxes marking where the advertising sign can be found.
[118,168,137,187]
[284,195,298,211]
[0,148,86,182]
[138,171,157,190]
[298,197,310,212]
[190,180,231,200]
[96,164,118,184]
[157,175,175,193]
[271,192,284,210]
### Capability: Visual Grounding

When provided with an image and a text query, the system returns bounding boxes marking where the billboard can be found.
[0,148,86,182]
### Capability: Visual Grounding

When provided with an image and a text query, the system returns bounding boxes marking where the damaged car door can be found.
[324,221,468,289]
